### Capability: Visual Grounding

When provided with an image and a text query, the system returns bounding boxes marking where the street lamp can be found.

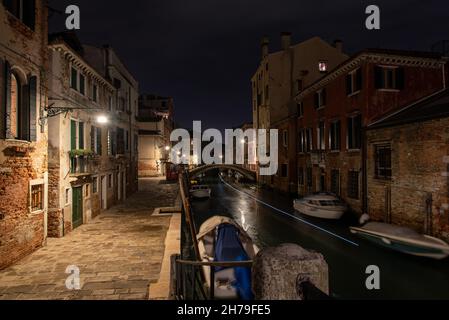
[165,146,171,151]
[97,115,109,124]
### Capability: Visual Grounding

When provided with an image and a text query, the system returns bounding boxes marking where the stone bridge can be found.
[189,164,257,181]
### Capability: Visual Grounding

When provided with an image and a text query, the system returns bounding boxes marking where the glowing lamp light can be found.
[97,115,108,124]
[165,146,171,151]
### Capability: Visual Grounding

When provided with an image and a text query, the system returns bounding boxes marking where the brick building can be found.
[251,33,348,192]
[0,0,49,269]
[366,90,449,242]
[295,49,447,216]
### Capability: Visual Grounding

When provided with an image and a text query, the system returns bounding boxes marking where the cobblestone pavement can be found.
[0,178,179,300]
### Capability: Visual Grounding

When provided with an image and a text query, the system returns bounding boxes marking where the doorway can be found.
[101,175,107,210]
[72,186,83,229]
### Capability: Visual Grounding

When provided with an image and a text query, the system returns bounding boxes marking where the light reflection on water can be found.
[190,180,449,300]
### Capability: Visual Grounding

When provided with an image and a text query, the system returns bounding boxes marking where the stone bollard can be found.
[252,243,329,300]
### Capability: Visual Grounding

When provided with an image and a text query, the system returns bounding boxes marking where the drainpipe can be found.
[362,126,368,215]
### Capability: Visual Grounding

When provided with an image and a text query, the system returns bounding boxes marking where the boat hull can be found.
[294,201,345,220]
[190,189,211,199]
[351,226,449,260]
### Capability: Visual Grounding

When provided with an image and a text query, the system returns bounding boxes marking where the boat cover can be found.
[214,224,254,300]
[197,216,249,241]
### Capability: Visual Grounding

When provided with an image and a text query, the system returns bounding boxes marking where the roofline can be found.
[295,50,447,101]
[49,41,115,91]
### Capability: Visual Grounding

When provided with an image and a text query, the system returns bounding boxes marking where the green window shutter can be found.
[28,76,37,141]
[0,58,5,139]
[97,127,102,155]
[21,83,30,141]
[79,122,84,149]
[90,126,95,152]
[71,120,77,150]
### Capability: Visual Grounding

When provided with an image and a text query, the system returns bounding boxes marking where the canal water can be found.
[190,176,449,300]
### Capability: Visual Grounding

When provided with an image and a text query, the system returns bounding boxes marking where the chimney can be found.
[281,32,292,51]
[261,36,269,59]
[334,39,343,53]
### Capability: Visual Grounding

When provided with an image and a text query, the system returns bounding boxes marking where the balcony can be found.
[69,150,98,176]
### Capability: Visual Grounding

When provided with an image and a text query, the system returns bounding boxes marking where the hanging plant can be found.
[69,149,94,158]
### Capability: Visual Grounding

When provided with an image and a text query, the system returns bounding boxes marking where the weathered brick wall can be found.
[367,118,449,241]
[0,1,49,269]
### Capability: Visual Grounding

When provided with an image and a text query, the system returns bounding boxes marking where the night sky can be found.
[48,0,449,131]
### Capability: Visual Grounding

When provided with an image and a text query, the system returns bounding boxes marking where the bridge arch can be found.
[189,164,256,181]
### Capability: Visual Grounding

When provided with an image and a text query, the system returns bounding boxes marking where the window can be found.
[108,174,113,188]
[65,189,70,204]
[280,164,288,178]
[119,97,126,112]
[347,170,359,199]
[93,177,98,194]
[9,73,20,139]
[71,68,78,90]
[257,93,262,107]
[31,184,44,212]
[117,128,125,155]
[79,74,85,95]
[298,167,304,185]
[3,0,36,30]
[283,130,288,148]
[298,130,305,153]
[297,102,304,117]
[329,120,341,151]
[305,128,313,152]
[375,66,405,90]
[70,120,85,150]
[5,70,37,141]
[107,130,116,156]
[346,68,362,96]
[331,170,340,195]
[314,88,327,109]
[108,96,113,111]
[347,115,362,150]
[92,84,98,102]
[91,126,102,155]
[375,144,392,179]
[317,121,325,150]
[319,61,328,73]
[85,184,90,197]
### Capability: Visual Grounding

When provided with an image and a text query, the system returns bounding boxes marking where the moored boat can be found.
[197,216,259,300]
[350,222,449,260]
[190,185,212,199]
[293,193,348,220]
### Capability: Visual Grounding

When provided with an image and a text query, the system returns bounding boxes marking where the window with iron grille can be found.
[331,170,340,195]
[347,170,359,199]
[31,184,44,212]
[375,144,392,179]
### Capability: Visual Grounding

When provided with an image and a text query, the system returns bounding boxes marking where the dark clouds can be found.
[48,0,449,131]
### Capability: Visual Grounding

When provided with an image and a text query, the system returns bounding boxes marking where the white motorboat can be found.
[190,185,211,199]
[197,216,259,300]
[350,222,449,260]
[293,193,348,220]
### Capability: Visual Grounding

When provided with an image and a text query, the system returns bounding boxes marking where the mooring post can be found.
[252,243,329,300]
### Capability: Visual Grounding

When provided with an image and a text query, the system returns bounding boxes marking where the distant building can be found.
[46,33,139,238]
[251,34,348,191]
[366,89,449,242]
[295,49,448,216]
[0,1,49,269]
[137,94,174,177]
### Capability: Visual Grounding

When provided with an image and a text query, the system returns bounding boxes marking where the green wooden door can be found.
[72,187,83,229]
